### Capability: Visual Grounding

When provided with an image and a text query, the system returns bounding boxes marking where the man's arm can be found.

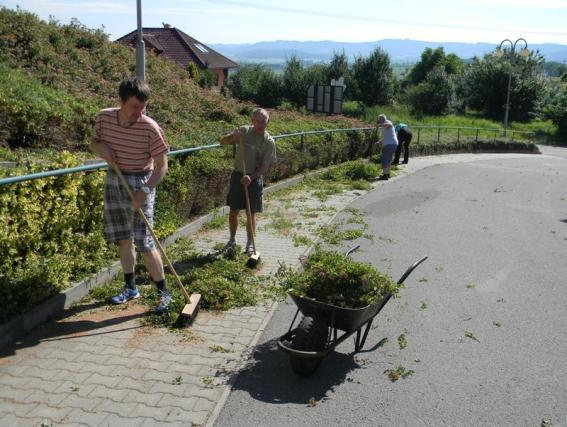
[145,152,168,190]
[90,139,117,166]
[220,129,242,145]
[131,152,168,209]
[249,158,271,181]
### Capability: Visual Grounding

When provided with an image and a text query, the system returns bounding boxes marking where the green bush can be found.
[285,250,398,308]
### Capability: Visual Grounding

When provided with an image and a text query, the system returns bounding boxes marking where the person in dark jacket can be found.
[392,123,412,165]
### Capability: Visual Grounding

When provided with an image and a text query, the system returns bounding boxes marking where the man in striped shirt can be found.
[90,78,171,314]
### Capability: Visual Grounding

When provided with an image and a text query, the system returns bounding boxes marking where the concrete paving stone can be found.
[79,361,125,377]
[141,369,176,382]
[167,362,203,376]
[0,363,33,377]
[165,408,208,425]
[39,349,82,363]
[25,404,72,423]
[0,413,46,427]
[0,384,33,401]
[0,399,38,417]
[93,398,137,417]
[62,408,109,427]
[50,369,93,384]
[88,384,129,402]
[59,393,103,412]
[17,365,60,381]
[190,325,221,335]
[54,382,98,398]
[193,397,216,413]
[0,373,51,390]
[140,418,185,427]
[120,389,163,407]
[126,402,183,422]
[82,372,123,388]
[99,344,136,357]
[117,377,159,393]
[97,413,145,427]
[26,389,69,406]
[128,349,163,362]
[147,381,191,397]
[75,351,112,364]
[184,385,222,401]
[28,359,87,373]
[182,374,209,387]
[26,378,73,394]
[156,395,197,411]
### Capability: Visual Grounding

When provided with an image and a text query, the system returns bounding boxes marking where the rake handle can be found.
[111,165,192,303]
[239,139,256,255]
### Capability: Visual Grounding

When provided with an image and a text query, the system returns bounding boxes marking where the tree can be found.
[226,63,283,108]
[328,50,349,81]
[282,54,307,108]
[543,87,567,136]
[405,47,464,87]
[462,50,547,122]
[406,66,455,115]
[350,47,394,106]
[304,63,329,86]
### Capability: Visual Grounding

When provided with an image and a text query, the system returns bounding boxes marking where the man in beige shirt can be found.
[220,108,277,255]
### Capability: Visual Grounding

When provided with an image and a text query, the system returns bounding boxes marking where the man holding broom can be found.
[90,77,172,314]
[220,108,277,256]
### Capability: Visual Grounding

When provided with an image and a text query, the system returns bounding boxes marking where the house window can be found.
[194,43,208,53]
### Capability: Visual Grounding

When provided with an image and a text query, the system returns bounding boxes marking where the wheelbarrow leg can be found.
[355,319,374,352]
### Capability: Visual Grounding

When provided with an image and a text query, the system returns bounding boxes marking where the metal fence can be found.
[412,125,535,144]
[0,127,376,186]
[0,124,534,187]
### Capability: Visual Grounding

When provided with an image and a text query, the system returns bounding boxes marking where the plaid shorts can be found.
[103,170,156,252]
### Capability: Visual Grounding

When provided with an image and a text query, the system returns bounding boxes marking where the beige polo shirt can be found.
[234,125,277,175]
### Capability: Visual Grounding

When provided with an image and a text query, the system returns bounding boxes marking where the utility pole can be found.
[136,0,145,81]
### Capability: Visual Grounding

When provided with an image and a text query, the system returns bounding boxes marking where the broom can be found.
[112,164,201,320]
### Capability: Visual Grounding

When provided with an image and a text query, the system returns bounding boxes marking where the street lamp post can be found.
[498,38,528,132]
[136,0,145,81]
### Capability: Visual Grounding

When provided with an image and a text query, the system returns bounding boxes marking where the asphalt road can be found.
[215,146,567,427]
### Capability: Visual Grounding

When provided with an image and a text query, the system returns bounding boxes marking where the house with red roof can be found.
[116,27,238,87]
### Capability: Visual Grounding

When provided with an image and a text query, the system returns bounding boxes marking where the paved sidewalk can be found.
[0,152,538,426]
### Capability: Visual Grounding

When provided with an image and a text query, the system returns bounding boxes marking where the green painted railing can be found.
[0,127,376,187]
[0,124,534,187]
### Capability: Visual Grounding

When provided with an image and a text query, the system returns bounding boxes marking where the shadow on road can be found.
[229,338,361,404]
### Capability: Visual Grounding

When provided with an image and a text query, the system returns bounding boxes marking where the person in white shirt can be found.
[376,114,398,181]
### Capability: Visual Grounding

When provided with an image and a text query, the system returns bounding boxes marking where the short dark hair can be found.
[118,78,150,103]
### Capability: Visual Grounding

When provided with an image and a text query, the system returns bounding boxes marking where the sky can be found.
[2,0,567,46]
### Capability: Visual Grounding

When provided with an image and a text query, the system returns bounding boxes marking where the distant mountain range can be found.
[210,39,567,64]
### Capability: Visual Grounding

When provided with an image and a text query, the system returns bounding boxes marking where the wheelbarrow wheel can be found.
[289,316,328,377]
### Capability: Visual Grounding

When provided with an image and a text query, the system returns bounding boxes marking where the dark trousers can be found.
[394,128,412,164]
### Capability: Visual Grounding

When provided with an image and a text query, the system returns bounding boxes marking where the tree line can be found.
[224,47,567,136]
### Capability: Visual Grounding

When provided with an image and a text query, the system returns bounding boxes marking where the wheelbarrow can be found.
[278,245,428,376]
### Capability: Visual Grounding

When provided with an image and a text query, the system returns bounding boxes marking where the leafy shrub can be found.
[285,250,397,308]
[406,67,455,116]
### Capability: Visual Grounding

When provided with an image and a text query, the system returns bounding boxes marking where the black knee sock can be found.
[156,279,166,292]
[124,273,135,290]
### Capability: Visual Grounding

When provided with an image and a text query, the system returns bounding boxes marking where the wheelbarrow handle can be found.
[345,244,361,257]
[397,256,428,285]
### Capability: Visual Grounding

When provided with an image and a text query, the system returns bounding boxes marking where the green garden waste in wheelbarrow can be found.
[278,245,428,377]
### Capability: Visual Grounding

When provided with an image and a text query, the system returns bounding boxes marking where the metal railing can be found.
[0,127,376,186]
[411,125,536,144]
[0,124,535,187]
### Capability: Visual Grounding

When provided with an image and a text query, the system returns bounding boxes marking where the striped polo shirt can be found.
[92,108,169,172]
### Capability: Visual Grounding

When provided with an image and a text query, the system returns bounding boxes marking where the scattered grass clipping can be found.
[385,366,415,382]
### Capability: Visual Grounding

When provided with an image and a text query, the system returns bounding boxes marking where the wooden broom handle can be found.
[238,139,256,253]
